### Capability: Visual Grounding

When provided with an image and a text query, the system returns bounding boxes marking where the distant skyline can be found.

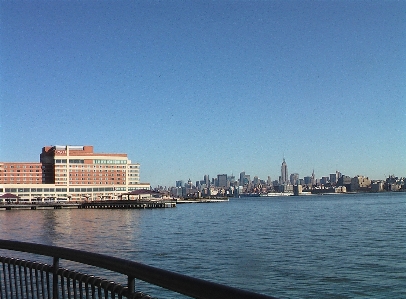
[164,159,392,189]
[1,1,405,187]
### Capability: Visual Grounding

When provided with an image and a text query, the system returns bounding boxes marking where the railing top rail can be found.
[0,239,277,299]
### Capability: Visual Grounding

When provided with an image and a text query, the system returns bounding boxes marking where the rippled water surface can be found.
[1,193,405,298]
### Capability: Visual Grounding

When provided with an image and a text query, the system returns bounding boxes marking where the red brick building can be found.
[0,145,149,201]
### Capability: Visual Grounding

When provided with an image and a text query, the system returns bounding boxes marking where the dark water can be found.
[1,193,405,298]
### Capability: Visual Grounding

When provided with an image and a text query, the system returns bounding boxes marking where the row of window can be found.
[5,188,68,192]
[94,160,127,164]
[66,165,127,168]
[63,169,125,173]
[1,178,40,181]
[2,173,41,176]
[55,159,67,163]
[3,161,133,167]
[4,187,127,193]
[50,164,134,170]
[1,165,40,168]
[67,182,125,185]
[69,178,125,183]
[69,159,84,164]
[1,170,41,173]
[67,173,126,176]
[69,187,115,192]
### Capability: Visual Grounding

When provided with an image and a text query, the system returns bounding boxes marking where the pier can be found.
[0,202,80,210]
[0,200,176,211]
[78,200,176,209]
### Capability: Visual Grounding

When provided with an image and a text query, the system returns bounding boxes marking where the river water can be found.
[1,192,405,298]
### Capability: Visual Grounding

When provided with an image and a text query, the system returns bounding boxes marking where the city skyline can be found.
[168,157,397,190]
[1,1,405,187]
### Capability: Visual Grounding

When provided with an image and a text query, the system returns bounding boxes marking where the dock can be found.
[78,200,176,209]
[0,200,176,211]
[0,203,80,210]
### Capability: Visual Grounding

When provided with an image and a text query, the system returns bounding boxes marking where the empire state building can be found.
[281,158,288,185]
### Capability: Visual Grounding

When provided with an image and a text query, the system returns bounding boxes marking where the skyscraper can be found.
[217,174,228,187]
[239,172,245,186]
[311,169,315,186]
[281,158,288,185]
[204,175,210,186]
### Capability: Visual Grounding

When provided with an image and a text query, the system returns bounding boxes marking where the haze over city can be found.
[1,1,405,187]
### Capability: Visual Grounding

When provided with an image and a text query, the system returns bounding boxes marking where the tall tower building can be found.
[311,169,315,186]
[281,158,288,185]
[204,175,210,186]
[239,172,245,186]
[217,174,228,187]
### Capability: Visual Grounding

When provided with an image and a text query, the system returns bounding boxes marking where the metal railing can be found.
[0,240,277,299]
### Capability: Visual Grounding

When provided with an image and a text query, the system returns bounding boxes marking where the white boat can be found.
[259,192,292,197]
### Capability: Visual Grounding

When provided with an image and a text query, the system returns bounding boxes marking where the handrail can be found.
[0,239,277,299]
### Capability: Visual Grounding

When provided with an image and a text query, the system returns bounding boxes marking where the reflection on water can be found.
[1,209,142,275]
[41,209,60,245]
[1,193,406,299]
[1,209,141,253]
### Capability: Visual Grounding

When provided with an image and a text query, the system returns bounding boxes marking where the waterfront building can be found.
[385,175,405,191]
[351,175,371,192]
[293,184,302,195]
[0,145,150,201]
[371,181,384,192]
[280,184,293,193]
[337,175,352,191]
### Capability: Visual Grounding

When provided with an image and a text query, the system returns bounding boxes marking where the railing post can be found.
[127,275,135,295]
[52,257,59,299]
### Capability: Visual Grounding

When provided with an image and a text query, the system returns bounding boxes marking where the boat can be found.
[259,192,292,197]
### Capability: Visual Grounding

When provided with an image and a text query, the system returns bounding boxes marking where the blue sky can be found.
[1,0,405,187]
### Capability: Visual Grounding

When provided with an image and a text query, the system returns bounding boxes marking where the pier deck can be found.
[79,200,176,209]
[0,200,176,211]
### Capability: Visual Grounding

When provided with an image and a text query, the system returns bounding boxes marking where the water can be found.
[1,193,405,298]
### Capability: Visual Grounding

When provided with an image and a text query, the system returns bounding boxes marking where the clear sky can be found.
[1,0,405,187]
